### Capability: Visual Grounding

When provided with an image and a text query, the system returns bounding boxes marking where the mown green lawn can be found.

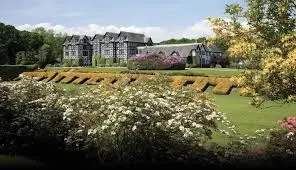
[205,87,296,144]
[44,67,245,77]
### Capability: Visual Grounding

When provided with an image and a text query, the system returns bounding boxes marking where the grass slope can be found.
[205,87,296,144]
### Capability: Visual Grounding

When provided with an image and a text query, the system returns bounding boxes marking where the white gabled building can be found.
[137,43,224,67]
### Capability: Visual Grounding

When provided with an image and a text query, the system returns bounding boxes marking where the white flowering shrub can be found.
[0,77,235,165]
[266,129,296,159]
[0,79,68,161]
[61,76,232,162]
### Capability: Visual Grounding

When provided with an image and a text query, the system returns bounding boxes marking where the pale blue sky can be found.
[0,0,246,42]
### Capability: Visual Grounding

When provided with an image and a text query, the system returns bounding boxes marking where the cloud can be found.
[15,20,214,42]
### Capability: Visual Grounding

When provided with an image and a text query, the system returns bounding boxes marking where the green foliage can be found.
[32,27,65,60]
[16,51,38,65]
[62,58,83,67]
[0,78,233,166]
[127,53,186,70]
[37,44,53,68]
[160,37,206,45]
[209,1,296,100]
[0,65,37,81]
[61,77,230,163]
[92,56,107,66]
[0,80,68,162]
[105,57,114,66]
[266,129,296,160]
[119,62,127,67]
[246,0,296,49]
[0,23,22,64]
[0,23,65,65]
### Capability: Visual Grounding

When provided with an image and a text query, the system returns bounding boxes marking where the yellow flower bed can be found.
[85,77,104,85]
[194,77,209,92]
[213,79,234,95]
[239,87,256,97]
[72,77,89,84]
[171,76,186,89]
[60,76,78,84]
[23,71,58,81]
[21,71,241,95]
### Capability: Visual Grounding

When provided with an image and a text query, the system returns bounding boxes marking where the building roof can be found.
[64,31,153,44]
[104,32,119,40]
[63,36,72,44]
[118,31,145,43]
[92,34,104,41]
[205,44,222,53]
[86,36,92,40]
[144,37,153,43]
[137,43,204,57]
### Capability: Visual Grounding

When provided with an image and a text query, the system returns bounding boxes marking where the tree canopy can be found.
[208,0,296,100]
[159,37,206,45]
[0,22,66,65]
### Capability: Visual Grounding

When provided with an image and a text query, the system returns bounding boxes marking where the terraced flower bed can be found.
[22,71,239,95]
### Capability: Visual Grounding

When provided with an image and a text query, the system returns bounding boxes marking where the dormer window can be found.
[171,51,179,56]
[191,50,196,56]
[158,51,165,55]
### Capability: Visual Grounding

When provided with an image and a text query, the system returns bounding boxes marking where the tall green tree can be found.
[0,23,22,64]
[246,0,296,51]
[32,27,65,62]
[160,37,206,44]
[37,44,53,68]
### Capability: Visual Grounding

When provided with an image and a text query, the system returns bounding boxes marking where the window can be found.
[71,51,76,56]
[201,51,205,55]
[83,45,87,50]
[119,49,124,54]
[191,50,196,56]
[158,51,164,55]
[105,50,110,55]
[83,39,87,43]
[171,51,179,56]
[65,52,69,56]
[83,51,88,56]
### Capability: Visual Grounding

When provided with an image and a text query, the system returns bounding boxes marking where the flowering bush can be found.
[261,49,296,99]
[266,130,296,160]
[0,79,69,162]
[127,53,186,70]
[62,76,235,163]
[265,117,296,160]
[234,46,296,100]
[0,77,238,165]
[279,117,296,131]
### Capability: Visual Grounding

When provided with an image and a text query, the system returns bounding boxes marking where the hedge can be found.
[213,80,233,95]
[0,65,37,81]
[21,71,238,95]
[62,58,84,67]
[60,76,78,84]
